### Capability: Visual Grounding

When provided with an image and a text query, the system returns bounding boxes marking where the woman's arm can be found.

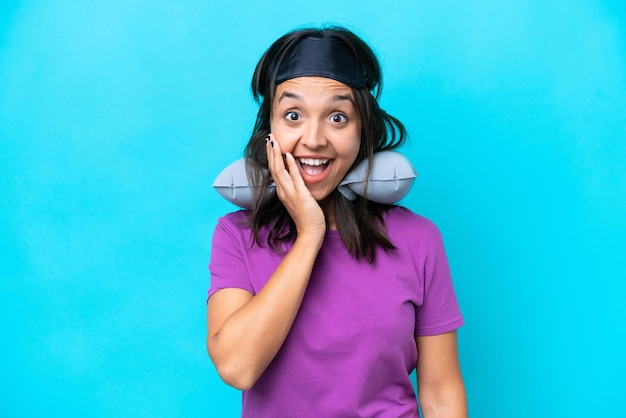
[206,231,322,390]
[416,331,468,418]
[206,137,326,390]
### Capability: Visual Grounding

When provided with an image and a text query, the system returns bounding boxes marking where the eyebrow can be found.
[278,91,355,104]
[278,91,302,103]
[330,94,354,104]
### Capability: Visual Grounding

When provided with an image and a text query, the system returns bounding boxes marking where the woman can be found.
[206,26,467,417]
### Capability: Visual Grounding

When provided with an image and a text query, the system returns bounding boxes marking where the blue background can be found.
[1,1,625,417]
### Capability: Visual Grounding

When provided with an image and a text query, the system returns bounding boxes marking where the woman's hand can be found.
[266,134,326,237]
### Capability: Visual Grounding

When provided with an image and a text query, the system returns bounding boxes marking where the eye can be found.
[330,113,348,124]
[285,111,301,122]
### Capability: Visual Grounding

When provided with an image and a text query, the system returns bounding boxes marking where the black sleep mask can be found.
[273,37,367,88]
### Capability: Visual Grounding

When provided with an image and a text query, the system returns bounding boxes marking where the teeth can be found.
[299,158,329,166]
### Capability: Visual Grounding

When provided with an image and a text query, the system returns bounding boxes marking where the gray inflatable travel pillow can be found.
[213,151,417,209]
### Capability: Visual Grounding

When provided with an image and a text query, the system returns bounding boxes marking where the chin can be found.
[305,190,324,201]
[313,191,337,207]
[312,194,330,202]
[307,182,340,203]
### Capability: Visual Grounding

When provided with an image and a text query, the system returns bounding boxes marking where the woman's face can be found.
[270,76,362,202]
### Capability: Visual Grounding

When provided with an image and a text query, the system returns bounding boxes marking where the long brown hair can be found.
[244,26,407,263]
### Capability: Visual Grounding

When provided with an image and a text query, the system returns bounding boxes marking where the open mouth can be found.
[298,158,330,176]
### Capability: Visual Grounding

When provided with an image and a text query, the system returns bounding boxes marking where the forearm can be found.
[419,378,467,418]
[208,232,323,389]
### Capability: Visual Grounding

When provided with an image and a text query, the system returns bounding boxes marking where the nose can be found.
[299,120,328,149]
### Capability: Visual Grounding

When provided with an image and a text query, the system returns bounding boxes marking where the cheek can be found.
[272,132,295,153]
[269,121,292,150]
[342,130,361,161]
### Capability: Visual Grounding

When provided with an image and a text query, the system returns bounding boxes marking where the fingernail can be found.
[270,140,274,148]
[265,135,270,142]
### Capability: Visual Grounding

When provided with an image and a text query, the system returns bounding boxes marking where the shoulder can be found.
[382,206,446,257]
[384,206,442,239]
[213,210,252,242]
[216,210,250,228]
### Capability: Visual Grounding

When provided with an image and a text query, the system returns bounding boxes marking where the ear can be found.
[213,151,417,209]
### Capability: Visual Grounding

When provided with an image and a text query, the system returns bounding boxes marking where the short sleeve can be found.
[207,215,255,300]
[415,236,464,336]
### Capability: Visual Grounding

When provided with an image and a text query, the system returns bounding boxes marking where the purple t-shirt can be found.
[208,206,463,417]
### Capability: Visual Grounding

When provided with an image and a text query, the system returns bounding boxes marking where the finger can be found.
[265,134,274,167]
[283,152,306,187]
[266,135,293,192]
[266,135,281,178]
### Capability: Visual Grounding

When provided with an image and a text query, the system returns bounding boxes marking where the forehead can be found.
[274,76,354,102]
